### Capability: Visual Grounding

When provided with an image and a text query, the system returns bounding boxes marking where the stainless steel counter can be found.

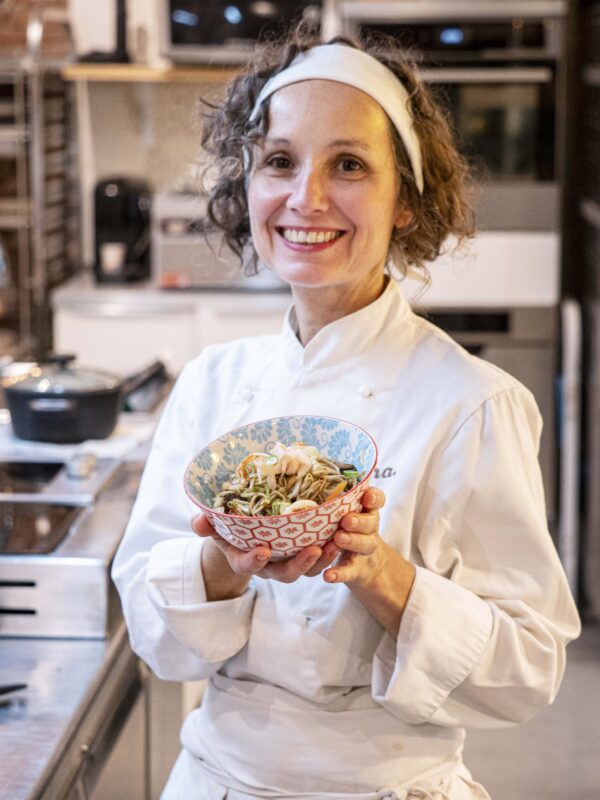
[0,620,144,799]
[0,443,160,798]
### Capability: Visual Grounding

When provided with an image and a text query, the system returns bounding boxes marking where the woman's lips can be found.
[276,227,346,251]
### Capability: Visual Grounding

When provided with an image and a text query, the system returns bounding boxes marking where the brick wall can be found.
[0,0,70,58]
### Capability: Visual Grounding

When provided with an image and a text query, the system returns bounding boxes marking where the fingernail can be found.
[338,533,351,545]
[327,571,337,582]
[255,551,269,561]
[347,517,359,529]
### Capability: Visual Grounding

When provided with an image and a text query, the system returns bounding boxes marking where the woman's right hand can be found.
[192,513,341,600]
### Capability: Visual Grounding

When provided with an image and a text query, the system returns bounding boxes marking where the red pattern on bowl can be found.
[184,414,377,560]
[205,480,367,560]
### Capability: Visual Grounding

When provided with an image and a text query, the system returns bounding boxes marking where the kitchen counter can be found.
[0,620,143,800]
[51,257,563,384]
[51,271,292,313]
[55,237,561,312]
[0,448,151,798]
[0,404,164,798]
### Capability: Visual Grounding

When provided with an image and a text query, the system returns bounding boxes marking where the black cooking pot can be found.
[3,354,123,444]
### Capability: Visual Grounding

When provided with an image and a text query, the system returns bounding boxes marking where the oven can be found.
[337,0,566,232]
[0,456,139,639]
[160,0,323,64]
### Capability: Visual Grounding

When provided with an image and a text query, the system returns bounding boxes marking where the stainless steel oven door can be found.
[421,66,559,231]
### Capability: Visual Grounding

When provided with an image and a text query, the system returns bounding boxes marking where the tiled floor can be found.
[463,622,600,799]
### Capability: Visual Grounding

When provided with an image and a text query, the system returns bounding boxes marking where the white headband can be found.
[249,43,424,194]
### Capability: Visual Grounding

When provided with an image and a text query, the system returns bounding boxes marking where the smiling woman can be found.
[246,80,406,331]
[112,22,581,800]
[201,29,475,288]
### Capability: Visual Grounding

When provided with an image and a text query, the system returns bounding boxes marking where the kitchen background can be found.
[0,1,599,799]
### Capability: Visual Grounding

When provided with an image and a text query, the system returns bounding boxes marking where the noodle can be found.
[213,441,364,516]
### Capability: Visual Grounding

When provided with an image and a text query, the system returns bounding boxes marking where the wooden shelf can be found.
[61,63,239,84]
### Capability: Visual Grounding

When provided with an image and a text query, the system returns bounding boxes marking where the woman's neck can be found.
[291,275,387,347]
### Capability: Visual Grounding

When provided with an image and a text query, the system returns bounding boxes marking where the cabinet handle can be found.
[419,66,553,84]
[66,745,92,800]
[62,302,196,317]
[75,775,91,800]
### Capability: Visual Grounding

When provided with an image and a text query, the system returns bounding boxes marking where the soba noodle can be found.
[213,441,363,516]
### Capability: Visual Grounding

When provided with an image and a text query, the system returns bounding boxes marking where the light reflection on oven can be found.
[0,503,83,554]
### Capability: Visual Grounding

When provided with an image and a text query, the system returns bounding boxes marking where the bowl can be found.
[184,415,378,560]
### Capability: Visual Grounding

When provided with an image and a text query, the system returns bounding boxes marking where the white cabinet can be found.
[198,296,289,348]
[52,276,290,376]
[54,301,200,375]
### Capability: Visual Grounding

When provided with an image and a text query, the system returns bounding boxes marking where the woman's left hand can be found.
[321,486,416,637]
[322,487,388,588]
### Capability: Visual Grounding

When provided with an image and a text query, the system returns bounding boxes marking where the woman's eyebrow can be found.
[262,136,292,146]
[263,136,371,150]
[327,138,371,150]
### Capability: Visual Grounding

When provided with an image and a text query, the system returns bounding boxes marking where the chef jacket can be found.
[112,279,581,799]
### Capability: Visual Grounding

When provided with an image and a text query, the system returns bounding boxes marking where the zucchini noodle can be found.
[213,441,364,516]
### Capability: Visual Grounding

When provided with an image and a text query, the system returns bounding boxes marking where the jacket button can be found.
[293,613,309,629]
[357,385,373,398]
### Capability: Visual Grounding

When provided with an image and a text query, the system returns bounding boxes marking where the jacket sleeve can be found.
[371,387,581,728]
[111,357,257,681]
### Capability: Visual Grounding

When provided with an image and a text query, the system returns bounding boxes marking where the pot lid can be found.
[5,355,121,394]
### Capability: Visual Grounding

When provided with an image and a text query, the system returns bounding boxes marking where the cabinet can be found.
[197,293,291,349]
[54,297,200,374]
[52,275,291,375]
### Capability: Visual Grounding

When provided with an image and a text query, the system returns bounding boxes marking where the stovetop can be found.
[0,460,63,493]
[0,456,123,508]
[0,457,143,638]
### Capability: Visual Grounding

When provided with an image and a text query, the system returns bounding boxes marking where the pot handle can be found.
[29,398,76,412]
[46,354,76,370]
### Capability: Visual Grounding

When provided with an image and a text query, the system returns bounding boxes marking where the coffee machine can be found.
[94,177,151,283]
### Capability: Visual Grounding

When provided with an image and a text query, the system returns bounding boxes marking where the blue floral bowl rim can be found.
[183,414,379,522]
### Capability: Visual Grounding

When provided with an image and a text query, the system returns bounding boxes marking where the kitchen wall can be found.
[76,79,223,263]
[0,0,70,59]
[90,83,212,186]
[70,0,168,67]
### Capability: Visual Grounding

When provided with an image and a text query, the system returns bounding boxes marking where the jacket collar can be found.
[280,278,412,372]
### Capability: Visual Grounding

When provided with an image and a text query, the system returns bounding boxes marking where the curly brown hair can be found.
[200,25,476,282]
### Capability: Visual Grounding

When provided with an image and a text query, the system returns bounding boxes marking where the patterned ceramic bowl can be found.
[184,415,378,560]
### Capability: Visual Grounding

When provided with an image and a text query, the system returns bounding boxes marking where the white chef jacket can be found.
[112,279,581,799]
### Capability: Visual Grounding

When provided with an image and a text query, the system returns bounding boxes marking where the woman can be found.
[112,28,581,800]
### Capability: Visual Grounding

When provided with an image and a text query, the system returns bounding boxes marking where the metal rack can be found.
[0,9,79,360]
